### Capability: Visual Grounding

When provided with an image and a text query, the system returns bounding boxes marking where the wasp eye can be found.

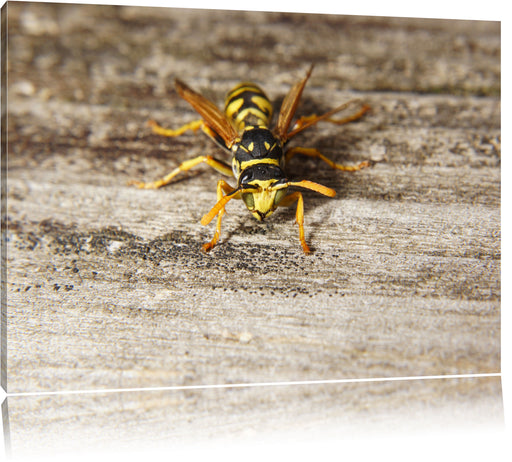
[242,193,254,209]
[274,188,288,205]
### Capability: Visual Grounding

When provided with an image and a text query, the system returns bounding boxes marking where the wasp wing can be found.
[274,65,314,143]
[274,66,370,142]
[175,79,239,149]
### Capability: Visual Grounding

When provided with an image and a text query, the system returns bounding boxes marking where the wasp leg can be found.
[149,120,233,151]
[148,119,203,137]
[129,155,233,189]
[203,180,236,252]
[285,146,371,172]
[324,102,371,125]
[278,191,310,254]
[292,102,371,131]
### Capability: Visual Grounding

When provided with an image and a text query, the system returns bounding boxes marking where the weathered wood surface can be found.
[5,376,504,459]
[3,3,501,452]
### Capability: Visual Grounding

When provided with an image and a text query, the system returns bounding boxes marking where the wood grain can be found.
[5,376,504,458]
[3,3,501,448]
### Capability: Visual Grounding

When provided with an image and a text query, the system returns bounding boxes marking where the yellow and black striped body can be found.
[224,82,273,132]
[223,83,288,221]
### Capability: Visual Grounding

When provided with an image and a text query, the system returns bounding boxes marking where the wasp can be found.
[131,65,372,254]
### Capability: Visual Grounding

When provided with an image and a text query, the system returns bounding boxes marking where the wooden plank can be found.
[5,377,504,459]
[5,3,500,401]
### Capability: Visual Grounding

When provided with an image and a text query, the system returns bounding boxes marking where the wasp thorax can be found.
[235,128,283,161]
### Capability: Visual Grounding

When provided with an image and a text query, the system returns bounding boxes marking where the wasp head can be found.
[238,164,288,221]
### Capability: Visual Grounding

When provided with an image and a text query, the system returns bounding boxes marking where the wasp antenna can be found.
[200,189,241,226]
[201,195,232,226]
[287,180,336,197]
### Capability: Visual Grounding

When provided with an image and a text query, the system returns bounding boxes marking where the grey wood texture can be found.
[5,377,505,458]
[5,0,500,408]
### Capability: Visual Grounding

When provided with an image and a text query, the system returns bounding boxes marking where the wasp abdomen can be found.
[224,83,273,132]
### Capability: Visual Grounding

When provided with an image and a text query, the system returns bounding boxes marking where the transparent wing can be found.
[274,65,314,143]
[175,79,239,148]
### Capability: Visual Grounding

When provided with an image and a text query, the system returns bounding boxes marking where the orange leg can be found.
[147,119,203,137]
[278,191,310,254]
[129,155,233,189]
[285,146,371,172]
[148,120,230,149]
[285,100,371,140]
[292,102,371,131]
[202,180,237,252]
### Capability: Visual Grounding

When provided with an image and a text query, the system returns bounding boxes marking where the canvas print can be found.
[1,1,502,458]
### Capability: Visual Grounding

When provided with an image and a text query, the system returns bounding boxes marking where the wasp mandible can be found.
[131,65,372,253]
